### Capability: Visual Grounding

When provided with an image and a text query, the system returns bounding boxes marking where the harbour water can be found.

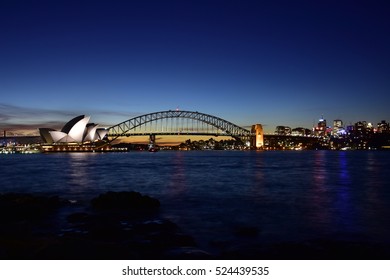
[1,150,390,257]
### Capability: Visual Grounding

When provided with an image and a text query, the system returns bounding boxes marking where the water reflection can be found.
[362,153,388,238]
[337,152,350,186]
[309,151,331,230]
[333,152,356,233]
[166,152,187,196]
[364,153,383,203]
[67,153,93,194]
[313,151,327,191]
[3,151,390,249]
[247,153,266,199]
[365,152,376,173]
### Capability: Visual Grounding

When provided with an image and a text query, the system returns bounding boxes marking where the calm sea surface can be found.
[1,151,390,252]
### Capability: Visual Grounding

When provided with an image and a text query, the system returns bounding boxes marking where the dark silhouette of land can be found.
[1,191,389,260]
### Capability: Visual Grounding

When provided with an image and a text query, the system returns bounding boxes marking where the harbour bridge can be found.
[108,110,264,148]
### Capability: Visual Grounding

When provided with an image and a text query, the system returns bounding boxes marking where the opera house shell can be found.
[39,115,108,144]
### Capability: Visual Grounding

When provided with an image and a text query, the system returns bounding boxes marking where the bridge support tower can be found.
[149,134,156,146]
[251,124,264,149]
[148,134,157,151]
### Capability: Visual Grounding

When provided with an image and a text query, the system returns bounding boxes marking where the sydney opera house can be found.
[39,115,110,152]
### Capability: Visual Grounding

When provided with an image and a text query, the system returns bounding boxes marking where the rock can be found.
[0,191,211,260]
[134,219,178,234]
[0,193,61,222]
[91,191,160,211]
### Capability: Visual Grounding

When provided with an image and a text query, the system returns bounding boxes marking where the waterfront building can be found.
[313,116,327,136]
[333,119,343,128]
[332,119,345,137]
[291,127,311,136]
[354,121,368,135]
[39,115,108,144]
[275,126,291,135]
[377,120,389,133]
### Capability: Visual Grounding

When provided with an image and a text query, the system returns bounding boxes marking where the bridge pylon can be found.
[250,124,264,149]
[148,134,157,151]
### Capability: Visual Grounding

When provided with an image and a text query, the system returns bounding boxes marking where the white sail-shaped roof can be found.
[84,124,99,142]
[40,115,107,144]
[39,128,55,143]
[67,116,90,143]
[49,131,77,143]
[96,129,108,140]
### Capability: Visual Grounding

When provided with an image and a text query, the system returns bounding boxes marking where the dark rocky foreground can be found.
[0,191,210,259]
[0,191,389,260]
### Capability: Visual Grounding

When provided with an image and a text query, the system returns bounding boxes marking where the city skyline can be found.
[1,1,390,135]
[1,105,388,137]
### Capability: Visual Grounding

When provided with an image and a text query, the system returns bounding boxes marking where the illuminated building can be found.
[313,116,327,136]
[39,115,108,144]
[377,120,389,133]
[332,119,345,136]
[275,126,291,135]
[333,119,343,128]
[355,121,367,134]
[291,127,311,136]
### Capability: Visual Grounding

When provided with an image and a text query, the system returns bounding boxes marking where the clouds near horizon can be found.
[0,103,142,134]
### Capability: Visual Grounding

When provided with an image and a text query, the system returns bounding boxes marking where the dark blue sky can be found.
[1,0,389,134]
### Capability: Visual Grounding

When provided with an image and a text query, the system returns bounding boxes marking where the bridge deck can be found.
[108,132,250,137]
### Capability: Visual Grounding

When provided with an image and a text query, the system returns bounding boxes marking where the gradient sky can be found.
[1,0,389,135]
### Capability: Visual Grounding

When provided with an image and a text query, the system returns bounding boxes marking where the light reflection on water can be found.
[333,152,356,234]
[67,153,92,194]
[308,151,332,234]
[1,151,390,248]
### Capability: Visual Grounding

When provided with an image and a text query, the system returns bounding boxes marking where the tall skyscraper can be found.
[333,119,344,136]
[314,116,327,136]
[333,119,343,128]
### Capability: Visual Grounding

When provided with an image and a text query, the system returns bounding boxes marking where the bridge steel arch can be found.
[108,110,253,142]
